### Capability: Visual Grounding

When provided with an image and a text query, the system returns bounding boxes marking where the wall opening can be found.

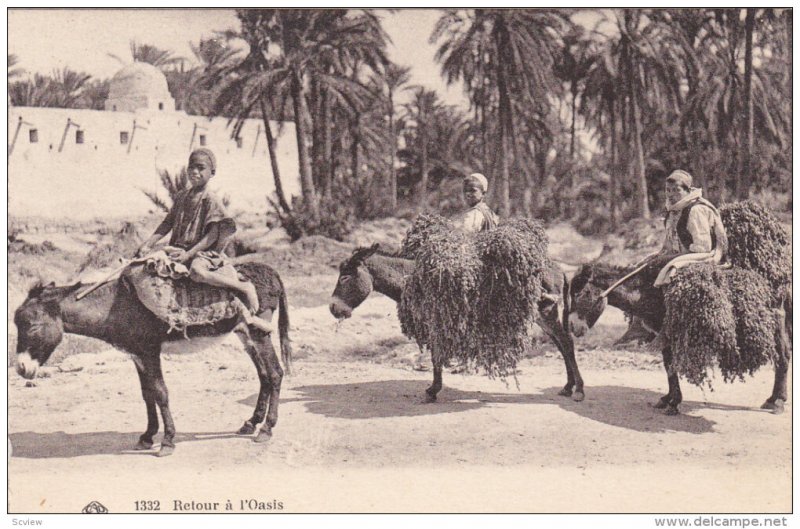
[76,130,85,144]
[158,102,164,110]
[29,129,38,143]
[199,134,207,146]
[120,131,129,144]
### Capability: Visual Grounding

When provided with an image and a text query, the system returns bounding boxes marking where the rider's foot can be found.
[244,311,273,333]
[240,281,260,313]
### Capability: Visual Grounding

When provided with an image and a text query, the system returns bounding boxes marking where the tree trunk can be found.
[570,80,577,159]
[609,99,619,230]
[495,61,512,217]
[351,114,360,183]
[480,95,490,176]
[260,97,291,214]
[388,93,397,210]
[626,57,650,219]
[310,76,322,191]
[739,7,755,200]
[290,69,316,209]
[320,86,332,197]
[418,123,429,212]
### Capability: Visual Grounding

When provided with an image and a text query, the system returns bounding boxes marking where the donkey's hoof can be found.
[664,406,680,416]
[134,439,153,450]
[572,391,585,402]
[157,444,175,457]
[237,420,257,435]
[558,388,573,397]
[254,428,272,443]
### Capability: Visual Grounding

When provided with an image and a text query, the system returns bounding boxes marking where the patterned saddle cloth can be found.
[122,261,242,333]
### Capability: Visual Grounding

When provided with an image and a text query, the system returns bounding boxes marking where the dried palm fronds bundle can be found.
[663,264,777,387]
[399,216,549,380]
[400,213,452,259]
[720,201,791,290]
[720,268,779,381]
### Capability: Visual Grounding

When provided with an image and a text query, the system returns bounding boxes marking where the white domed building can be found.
[105,62,175,112]
[8,62,300,220]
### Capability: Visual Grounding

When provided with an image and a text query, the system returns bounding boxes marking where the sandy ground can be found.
[8,291,792,514]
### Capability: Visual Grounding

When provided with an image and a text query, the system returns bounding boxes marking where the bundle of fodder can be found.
[399,216,549,380]
[663,265,738,386]
[400,213,452,259]
[472,218,549,377]
[663,264,777,387]
[720,201,791,290]
[720,268,779,381]
[399,227,483,364]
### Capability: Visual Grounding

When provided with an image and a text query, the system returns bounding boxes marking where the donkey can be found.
[568,262,792,415]
[12,258,292,456]
[329,244,584,403]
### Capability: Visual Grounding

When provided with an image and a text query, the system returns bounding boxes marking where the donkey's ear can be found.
[368,243,380,255]
[571,265,592,293]
[46,281,56,288]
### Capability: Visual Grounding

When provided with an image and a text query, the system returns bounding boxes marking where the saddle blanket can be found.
[122,263,242,333]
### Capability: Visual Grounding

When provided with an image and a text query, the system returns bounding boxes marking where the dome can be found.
[105,62,175,112]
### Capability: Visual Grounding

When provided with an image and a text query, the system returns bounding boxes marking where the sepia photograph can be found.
[5,6,793,521]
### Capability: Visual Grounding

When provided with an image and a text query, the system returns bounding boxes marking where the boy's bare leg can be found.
[190,261,272,333]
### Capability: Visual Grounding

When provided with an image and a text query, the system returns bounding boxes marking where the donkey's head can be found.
[568,264,608,337]
[13,282,80,379]
[330,244,381,320]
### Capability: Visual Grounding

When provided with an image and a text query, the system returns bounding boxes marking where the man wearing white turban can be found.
[458,172,499,233]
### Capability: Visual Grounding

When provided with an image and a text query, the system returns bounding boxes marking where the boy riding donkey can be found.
[136,148,272,333]
[457,172,499,233]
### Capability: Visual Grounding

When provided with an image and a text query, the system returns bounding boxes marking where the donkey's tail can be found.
[784,286,792,350]
[278,280,293,376]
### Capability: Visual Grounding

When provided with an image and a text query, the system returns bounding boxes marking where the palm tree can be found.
[403,86,441,210]
[381,64,411,210]
[81,79,110,110]
[740,8,756,200]
[208,29,293,214]
[307,11,389,196]
[8,73,53,107]
[553,26,596,159]
[109,40,184,70]
[433,9,567,216]
[169,37,241,115]
[7,54,23,83]
[49,67,92,108]
[235,9,389,212]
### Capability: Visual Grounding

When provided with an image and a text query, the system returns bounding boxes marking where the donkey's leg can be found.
[664,373,683,416]
[254,330,283,443]
[234,326,270,436]
[654,347,682,415]
[425,352,444,403]
[140,352,177,457]
[655,347,674,409]
[132,355,159,450]
[763,309,789,414]
[538,309,584,402]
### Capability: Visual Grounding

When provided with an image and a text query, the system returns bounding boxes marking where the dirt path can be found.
[8,296,791,513]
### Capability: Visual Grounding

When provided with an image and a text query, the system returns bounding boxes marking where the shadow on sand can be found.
[9,430,244,459]
[245,379,767,434]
